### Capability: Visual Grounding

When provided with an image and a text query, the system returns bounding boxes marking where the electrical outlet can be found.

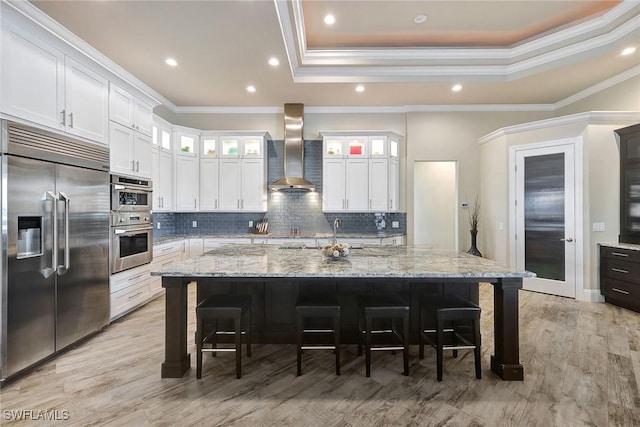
[592,222,605,232]
[157,222,161,230]
[192,221,197,228]
[392,221,399,228]
[249,221,253,227]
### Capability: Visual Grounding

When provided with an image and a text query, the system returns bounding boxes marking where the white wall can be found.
[414,161,457,249]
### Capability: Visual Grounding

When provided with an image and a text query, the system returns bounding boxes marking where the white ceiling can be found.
[29,0,640,111]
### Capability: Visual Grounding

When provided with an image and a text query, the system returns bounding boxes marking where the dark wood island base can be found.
[160,275,524,381]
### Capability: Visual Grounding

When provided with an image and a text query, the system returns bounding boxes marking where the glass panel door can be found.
[515,142,576,298]
[524,153,565,281]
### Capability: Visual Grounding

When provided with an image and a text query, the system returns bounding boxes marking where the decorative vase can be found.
[467,229,482,257]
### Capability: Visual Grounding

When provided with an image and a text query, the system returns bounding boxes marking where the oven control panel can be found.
[111,211,152,226]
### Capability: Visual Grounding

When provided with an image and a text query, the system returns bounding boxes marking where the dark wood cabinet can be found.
[616,123,640,244]
[600,245,640,313]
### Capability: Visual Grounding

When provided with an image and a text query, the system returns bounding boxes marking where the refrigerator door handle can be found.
[43,191,58,278]
[57,192,70,275]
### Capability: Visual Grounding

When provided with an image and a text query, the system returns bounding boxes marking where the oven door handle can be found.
[113,226,153,235]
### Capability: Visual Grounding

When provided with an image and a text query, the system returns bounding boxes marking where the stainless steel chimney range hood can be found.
[268,103,316,192]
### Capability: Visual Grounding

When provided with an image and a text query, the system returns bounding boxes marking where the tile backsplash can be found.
[152,139,406,237]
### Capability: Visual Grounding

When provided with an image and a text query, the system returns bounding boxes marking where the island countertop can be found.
[151,244,535,279]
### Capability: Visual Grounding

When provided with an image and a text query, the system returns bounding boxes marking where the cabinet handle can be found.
[60,109,66,126]
[237,199,240,209]
[215,199,218,209]
[241,199,244,209]
[68,112,74,128]
[131,160,135,171]
[346,199,349,210]
[611,268,629,274]
[612,287,630,295]
[612,252,629,257]
[136,161,140,172]
[342,199,345,209]
[128,291,144,300]
[128,272,147,282]
[369,199,372,209]
[390,199,393,210]
[194,198,197,209]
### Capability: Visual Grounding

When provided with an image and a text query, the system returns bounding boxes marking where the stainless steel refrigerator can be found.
[0,121,110,383]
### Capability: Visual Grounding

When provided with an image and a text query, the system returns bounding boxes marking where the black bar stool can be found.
[196,294,252,379]
[296,293,341,376]
[357,294,409,377]
[418,294,481,381]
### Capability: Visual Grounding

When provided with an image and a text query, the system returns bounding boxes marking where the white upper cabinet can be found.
[321,131,403,212]
[109,84,153,137]
[1,23,108,144]
[151,119,174,211]
[109,121,152,177]
[1,22,64,131]
[175,154,199,211]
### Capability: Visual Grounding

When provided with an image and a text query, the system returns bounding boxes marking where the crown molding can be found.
[276,0,640,83]
[477,111,640,145]
[555,65,640,109]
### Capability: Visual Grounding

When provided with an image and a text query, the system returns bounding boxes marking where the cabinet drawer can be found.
[603,258,640,283]
[110,264,151,293]
[110,279,150,320]
[601,278,640,301]
[601,247,640,263]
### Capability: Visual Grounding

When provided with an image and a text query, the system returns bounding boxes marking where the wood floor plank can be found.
[1,284,639,426]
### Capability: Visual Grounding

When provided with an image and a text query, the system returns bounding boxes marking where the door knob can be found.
[561,238,574,242]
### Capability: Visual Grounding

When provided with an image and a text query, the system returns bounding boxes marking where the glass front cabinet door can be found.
[616,123,640,244]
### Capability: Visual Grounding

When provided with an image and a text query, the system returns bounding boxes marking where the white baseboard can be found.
[580,288,604,303]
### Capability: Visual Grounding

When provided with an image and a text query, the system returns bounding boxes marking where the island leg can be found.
[490,277,524,381]
[161,277,191,378]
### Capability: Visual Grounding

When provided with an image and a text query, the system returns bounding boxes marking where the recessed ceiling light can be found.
[355,85,365,93]
[246,85,256,93]
[621,47,636,56]
[268,57,280,67]
[165,57,178,67]
[451,84,463,92]
[414,14,428,24]
[324,14,336,25]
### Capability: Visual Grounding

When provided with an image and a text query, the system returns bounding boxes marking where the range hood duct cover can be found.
[269,103,316,192]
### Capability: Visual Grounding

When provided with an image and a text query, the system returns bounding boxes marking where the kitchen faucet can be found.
[333,218,341,243]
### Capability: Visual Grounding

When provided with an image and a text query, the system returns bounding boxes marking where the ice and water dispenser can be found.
[17,216,42,258]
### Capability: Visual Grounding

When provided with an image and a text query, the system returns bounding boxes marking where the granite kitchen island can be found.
[153,244,534,381]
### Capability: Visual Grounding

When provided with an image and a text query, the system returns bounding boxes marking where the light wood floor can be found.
[2,283,639,426]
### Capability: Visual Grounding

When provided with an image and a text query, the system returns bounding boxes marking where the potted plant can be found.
[467,197,482,257]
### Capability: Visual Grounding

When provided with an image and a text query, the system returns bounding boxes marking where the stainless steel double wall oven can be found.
[110,174,153,274]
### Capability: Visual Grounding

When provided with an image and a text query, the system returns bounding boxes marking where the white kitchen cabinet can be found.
[200,158,220,210]
[323,136,368,158]
[219,158,265,211]
[199,134,220,211]
[345,159,369,211]
[109,83,153,137]
[388,158,399,212]
[1,23,109,144]
[323,158,368,212]
[369,158,389,212]
[322,159,346,211]
[109,121,152,178]
[151,148,173,210]
[109,263,153,321]
[175,154,199,210]
[151,119,173,210]
[381,235,406,246]
[216,134,267,212]
[321,131,403,212]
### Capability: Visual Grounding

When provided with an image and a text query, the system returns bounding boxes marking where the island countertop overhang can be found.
[151,244,535,280]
